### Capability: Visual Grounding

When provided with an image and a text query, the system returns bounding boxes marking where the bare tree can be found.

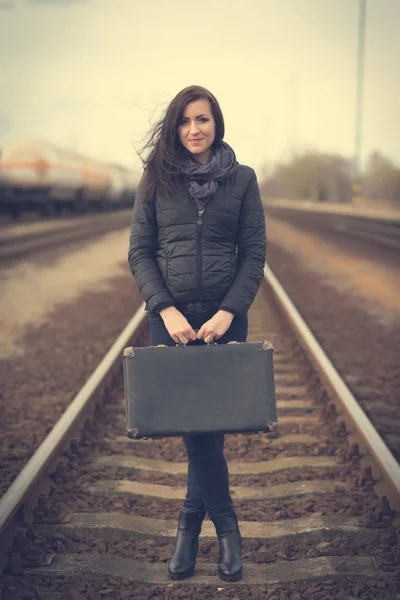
[261,152,352,204]
[363,152,400,205]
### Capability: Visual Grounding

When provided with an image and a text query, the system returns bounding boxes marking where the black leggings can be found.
[149,307,248,517]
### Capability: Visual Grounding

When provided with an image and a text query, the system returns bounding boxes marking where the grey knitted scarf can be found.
[180,142,237,201]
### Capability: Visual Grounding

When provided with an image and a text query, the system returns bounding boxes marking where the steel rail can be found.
[263,264,400,509]
[0,303,147,537]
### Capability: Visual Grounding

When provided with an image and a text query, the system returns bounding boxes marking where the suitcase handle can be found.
[194,329,218,345]
[176,329,217,346]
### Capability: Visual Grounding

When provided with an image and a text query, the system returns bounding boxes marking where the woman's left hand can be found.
[197,310,234,343]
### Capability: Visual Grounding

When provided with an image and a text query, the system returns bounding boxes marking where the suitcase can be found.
[123,340,278,439]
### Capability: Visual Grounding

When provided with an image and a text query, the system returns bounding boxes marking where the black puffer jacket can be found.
[128,164,266,316]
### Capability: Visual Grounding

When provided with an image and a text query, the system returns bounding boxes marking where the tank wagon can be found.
[0,138,137,218]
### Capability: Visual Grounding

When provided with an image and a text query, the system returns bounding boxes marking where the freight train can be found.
[0,138,138,219]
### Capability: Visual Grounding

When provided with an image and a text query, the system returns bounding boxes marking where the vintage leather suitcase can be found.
[123,341,278,439]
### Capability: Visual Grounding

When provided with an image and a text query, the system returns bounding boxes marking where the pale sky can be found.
[0,0,399,178]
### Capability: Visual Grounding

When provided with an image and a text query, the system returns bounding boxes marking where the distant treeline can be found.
[260,151,400,205]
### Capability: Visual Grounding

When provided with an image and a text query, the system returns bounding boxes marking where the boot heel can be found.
[218,568,243,582]
[168,562,196,580]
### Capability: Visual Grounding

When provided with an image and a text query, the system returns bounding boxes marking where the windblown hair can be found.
[137,85,225,202]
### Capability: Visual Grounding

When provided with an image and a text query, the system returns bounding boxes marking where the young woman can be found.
[128,85,266,582]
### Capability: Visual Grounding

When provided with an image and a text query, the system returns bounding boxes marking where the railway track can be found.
[0,267,399,598]
[0,210,132,263]
[264,201,400,250]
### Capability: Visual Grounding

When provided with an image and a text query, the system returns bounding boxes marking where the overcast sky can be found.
[0,0,399,177]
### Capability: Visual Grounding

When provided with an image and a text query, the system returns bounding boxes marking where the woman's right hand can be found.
[159,307,197,344]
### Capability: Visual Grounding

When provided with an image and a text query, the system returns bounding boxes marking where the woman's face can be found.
[178,99,216,164]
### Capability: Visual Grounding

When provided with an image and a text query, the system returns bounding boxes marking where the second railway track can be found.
[0,267,399,599]
[0,210,132,263]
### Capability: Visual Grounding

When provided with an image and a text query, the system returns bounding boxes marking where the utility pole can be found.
[353,0,367,204]
[290,71,297,160]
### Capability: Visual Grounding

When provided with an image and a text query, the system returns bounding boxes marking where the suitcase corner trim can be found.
[267,420,279,432]
[127,427,139,439]
[123,347,135,358]
[262,341,273,351]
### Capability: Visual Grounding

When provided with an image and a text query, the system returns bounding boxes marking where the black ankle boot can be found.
[211,512,243,582]
[168,510,205,580]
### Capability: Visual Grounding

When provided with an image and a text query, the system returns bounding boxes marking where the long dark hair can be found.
[137,85,225,202]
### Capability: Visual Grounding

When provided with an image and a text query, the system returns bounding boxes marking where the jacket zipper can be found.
[190,197,211,302]
[197,208,204,301]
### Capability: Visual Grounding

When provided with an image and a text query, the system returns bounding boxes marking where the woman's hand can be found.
[159,307,197,344]
[197,310,234,343]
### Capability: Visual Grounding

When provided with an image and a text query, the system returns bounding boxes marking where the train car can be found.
[0,138,82,217]
[0,138,137,218]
